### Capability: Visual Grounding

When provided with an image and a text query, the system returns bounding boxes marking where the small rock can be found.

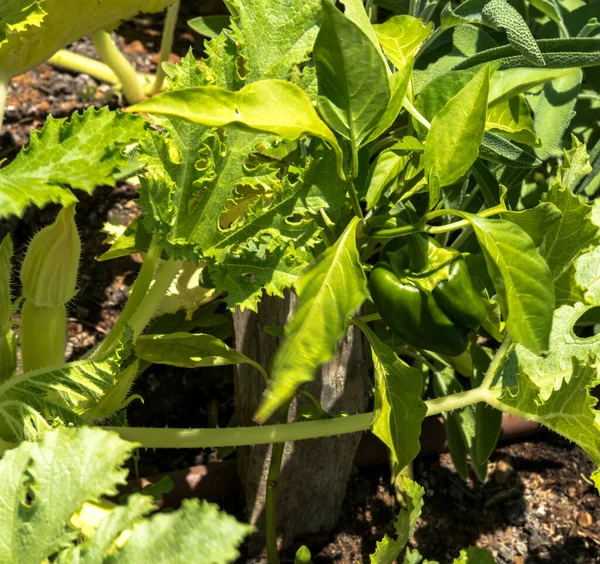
[494,459,514,485]
[577,510,593,528]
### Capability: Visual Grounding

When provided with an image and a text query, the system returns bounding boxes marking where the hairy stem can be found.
[481,335,513,389]
[128,258,183,338]
[148,0,181,95]
[92,237,163,358]
[425,387,490,416]
[48,50,119,84]
[90,30,144,104]
[104,413,373,448]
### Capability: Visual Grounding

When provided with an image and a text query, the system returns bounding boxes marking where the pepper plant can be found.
[1,0,600,561]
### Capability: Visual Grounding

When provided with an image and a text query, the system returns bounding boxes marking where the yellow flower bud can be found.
[20,206,81,307]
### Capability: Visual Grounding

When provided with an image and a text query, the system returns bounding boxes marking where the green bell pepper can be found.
[368,235,486,356]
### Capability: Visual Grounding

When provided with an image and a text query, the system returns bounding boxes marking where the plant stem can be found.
[265,404,289,564]
[403,99,431,130]
[48,50,119,84]
[348,178,364,221]
[148,0,180,96]
[92,237,163,358]
[104,412,374,448]
[352,313,382,324]
[128,258,183,338]
[0,73,9,133]
[480,335,513,389]
[415,26,446,60]
[90,30,144,104]
[425,387,490,416]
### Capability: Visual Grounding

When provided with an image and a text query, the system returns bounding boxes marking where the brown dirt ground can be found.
[2,4,600,563]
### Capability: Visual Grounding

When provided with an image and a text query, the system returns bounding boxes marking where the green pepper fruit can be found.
[368,235,486,356]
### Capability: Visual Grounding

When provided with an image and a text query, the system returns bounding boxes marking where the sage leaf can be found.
[313,0,390,149]
[255,217,366,422]
[531,69,583,160]
[358,322,427,472]
[479,131,542,168]
[127,79,344,177]
[465,215,555,353]
[424,65,491,187]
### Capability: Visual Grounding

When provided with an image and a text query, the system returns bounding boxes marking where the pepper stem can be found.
[406,234,429,272]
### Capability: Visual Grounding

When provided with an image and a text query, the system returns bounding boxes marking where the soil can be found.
[2,3,600,563]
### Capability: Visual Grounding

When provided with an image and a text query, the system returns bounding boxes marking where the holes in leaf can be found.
[573,307,600,338]
[286,212,311,226]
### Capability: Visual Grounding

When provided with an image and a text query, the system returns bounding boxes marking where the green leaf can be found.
[255,217,366,422]
[479,131,542,168]
[365,147,409,210]
[0,427,253,563]
[370,477,424,564]
[98,217,152,261]
[541,148,599,307]
[127,79,344,177]
[0,331,132,446]
[502,202,562,247]
[104,499,253,563]
[0,427,136,563]
[0,0,174,78]
[531,69,583,160]
[464,215,555,353]
[424,65,491,187]
[363,64,413,146]
[373,15,433,71]
[493,332,600,486]
[485,95,540,147]
[0,107,147,220]
[453,546,495,564]
[358,322,426,472]
[529,0,564,28]
[313,0,390,148]
[453,37,600,71]
[135,332,264,372]
[210,242,312,312]
[488,67,581,106]
[226,0,323,83]
[442,0,545,65]
[0,236,12,327]
[187,15,230,38]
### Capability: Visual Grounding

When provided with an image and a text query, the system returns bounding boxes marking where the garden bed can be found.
[2,3,600,563]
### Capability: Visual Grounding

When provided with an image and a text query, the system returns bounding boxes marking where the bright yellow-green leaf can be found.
[373,15,433,71]
[486,94,540,146]
[255,217,366,422]
[424,65,491,187]
[0,0,175,78]
[127,79,344,178]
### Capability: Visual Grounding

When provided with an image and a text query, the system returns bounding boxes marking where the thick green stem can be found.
[48,50,119,84]
[21,301,66,372]
[90,30,144,104]
[265,404,289,564]
[104,412,373,448]
[425,387,490,416]
[128,258,183,338]
[0,73,9,133]
[481,335,513,389]
[148,0,180,95]
[93,237,163,358]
